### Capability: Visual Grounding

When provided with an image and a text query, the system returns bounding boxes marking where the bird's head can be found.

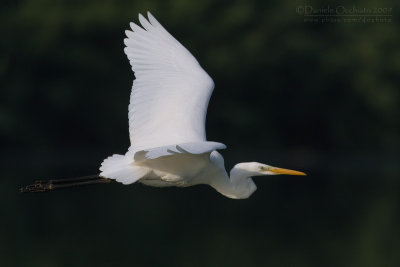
[234,162,306,177]
[227,162,306,199]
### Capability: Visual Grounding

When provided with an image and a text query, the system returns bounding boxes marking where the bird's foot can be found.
[20,181,53,193]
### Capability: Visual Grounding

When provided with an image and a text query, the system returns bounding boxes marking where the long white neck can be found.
[210,164,257,199]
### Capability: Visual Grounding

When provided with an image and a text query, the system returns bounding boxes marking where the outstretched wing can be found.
[124,12,215,153]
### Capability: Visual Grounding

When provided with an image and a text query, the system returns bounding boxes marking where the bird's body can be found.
[21,12,306,198]
[103,149,257,199]
[138,152,214,188]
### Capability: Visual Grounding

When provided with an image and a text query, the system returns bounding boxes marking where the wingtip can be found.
[125,30,134,38]
[146,11,160,27]
[129,22,136,30]
[138,12,152,29]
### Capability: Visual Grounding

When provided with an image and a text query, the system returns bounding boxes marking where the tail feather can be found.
[100,154,149,185]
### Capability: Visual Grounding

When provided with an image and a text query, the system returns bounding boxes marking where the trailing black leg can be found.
[20,174,112,193]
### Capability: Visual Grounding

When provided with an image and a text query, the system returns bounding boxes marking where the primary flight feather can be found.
[21,12,306,199]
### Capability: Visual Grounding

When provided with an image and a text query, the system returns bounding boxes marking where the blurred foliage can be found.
[0,0,399,266]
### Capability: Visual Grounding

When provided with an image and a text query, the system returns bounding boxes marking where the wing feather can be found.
[134,142,227,161]
[124,12,216,153]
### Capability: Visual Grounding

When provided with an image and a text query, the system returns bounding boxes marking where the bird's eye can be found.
[260,166,269,171]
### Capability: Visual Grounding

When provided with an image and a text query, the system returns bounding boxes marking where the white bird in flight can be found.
[21,12,306,199]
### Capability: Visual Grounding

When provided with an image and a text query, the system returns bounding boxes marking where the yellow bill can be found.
[269,167,307,176]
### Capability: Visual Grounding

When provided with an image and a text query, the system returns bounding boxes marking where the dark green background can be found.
[1,0,399,266]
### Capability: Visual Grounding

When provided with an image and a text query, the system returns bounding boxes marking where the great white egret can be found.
[21,12,306,199]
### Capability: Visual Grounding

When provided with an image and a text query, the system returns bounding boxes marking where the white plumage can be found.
[99,12,306,199]
[126,13,214,150]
